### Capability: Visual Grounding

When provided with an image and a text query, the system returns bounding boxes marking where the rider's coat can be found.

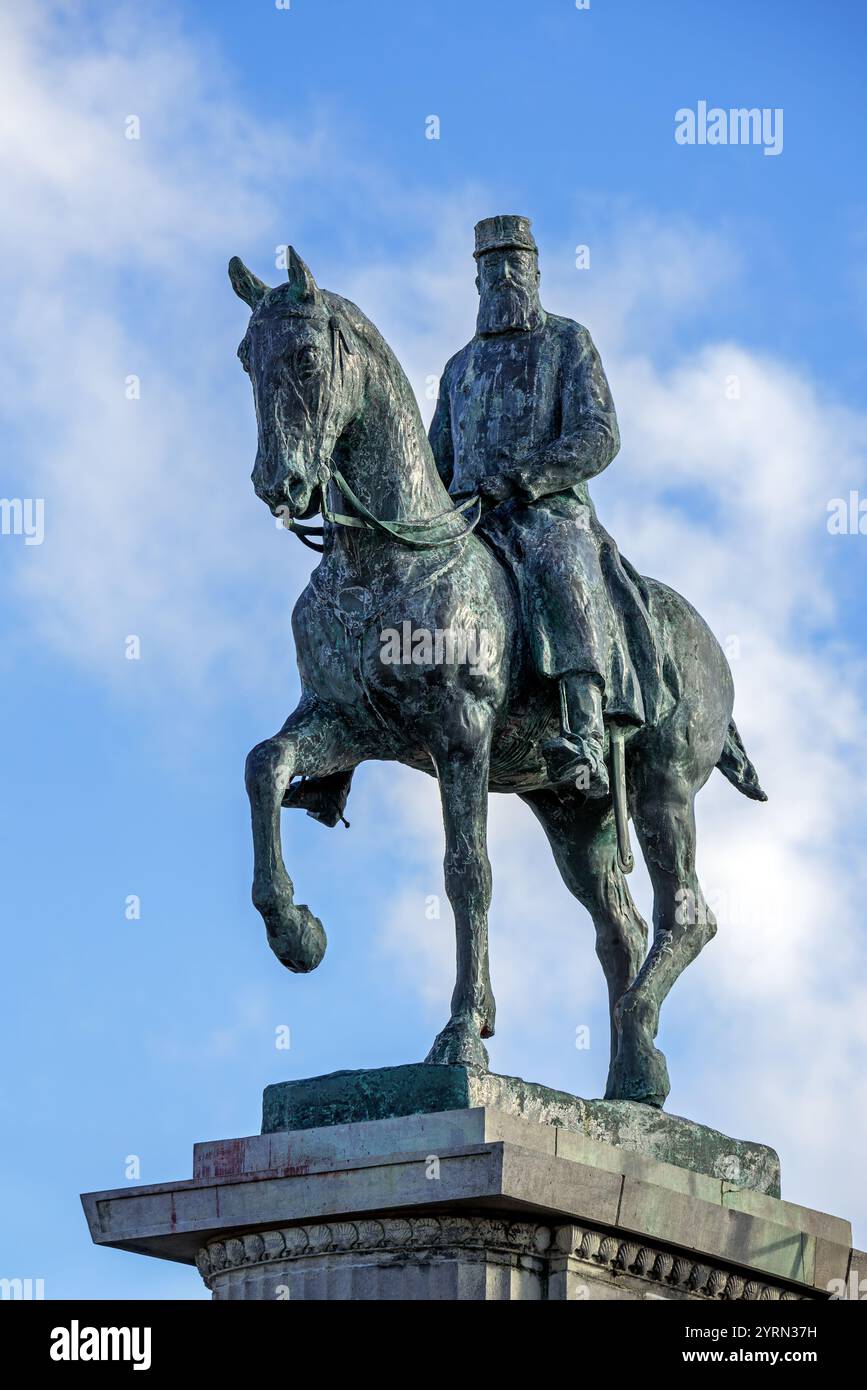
[429,310,666,726]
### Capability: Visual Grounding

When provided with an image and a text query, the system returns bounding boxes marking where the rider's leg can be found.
[516,511,612,796]
[542,670,610,797]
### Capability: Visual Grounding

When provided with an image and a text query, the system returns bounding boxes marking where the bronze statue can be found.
[431,215,664,800]
[229,217,766,1108]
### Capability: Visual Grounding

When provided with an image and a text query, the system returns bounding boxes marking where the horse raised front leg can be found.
[245,698,356,973]
[424,706,495,1071]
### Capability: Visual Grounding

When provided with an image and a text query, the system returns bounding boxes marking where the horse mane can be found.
[323,290,430,436]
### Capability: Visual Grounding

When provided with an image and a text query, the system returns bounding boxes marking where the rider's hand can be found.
[477,474,515,503]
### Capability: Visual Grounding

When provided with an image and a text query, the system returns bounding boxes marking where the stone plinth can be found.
[263,1064,781,1196]
[82,1099,856,1301]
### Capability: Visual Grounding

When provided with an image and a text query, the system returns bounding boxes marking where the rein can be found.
[286,463,482,553]
[277,312,480,553]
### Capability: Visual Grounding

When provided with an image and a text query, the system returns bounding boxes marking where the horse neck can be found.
[331,338,450,528]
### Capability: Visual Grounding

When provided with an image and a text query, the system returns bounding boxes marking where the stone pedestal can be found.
[82,1069,861,1301]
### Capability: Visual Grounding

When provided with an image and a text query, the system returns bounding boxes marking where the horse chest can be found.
[293,585,369,705]
[294,573,434,713]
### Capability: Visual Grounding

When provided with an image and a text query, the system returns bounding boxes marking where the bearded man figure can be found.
[429,214,665,796]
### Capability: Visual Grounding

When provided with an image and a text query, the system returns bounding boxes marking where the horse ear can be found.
[286,246,320,304]
[228,257,270,309]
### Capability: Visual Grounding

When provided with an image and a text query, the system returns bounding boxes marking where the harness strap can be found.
[323,465,481,549]
[286,518,326,552]
[285,465,481,552]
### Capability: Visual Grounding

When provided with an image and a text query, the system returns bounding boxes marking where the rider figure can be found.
[429,215,662,796]
[287,214,663,822]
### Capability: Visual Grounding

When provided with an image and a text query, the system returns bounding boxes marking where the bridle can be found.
[278,312,481,553]
[285,462,481,553]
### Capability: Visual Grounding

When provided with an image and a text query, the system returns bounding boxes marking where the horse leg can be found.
[245,696,360,973]
[607,774,716,1106]
[521,788,648,1095]
[424,707,495,1071]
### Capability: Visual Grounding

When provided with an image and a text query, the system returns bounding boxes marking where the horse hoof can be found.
[604,1045,670,1107]
[253,886,327,973]
[424,1016,489,1070]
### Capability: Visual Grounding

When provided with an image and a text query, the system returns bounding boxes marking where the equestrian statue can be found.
[229,214,766,1108]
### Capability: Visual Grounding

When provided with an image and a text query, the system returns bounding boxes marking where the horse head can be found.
[229,248,360,520]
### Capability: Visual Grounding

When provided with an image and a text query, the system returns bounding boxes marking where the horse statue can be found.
[229,245,766,1108]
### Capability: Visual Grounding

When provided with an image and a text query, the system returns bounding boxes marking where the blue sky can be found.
[1,1,866,1298]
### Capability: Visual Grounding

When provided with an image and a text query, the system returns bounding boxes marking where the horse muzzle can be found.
[253,458,315,518]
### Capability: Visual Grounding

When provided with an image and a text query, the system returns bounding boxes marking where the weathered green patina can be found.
[230,218,767,1109]
[261,1064,781,1198]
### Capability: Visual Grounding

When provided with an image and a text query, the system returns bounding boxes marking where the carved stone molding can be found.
[197,1215,548,1279]
[555,1223,806,1301]
[196,1215,808,1300]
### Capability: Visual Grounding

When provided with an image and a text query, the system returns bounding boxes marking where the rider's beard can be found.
[477,283,540,336]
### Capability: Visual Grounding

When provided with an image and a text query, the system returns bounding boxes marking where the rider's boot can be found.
[282,769,355,827]
[542,673,610,798]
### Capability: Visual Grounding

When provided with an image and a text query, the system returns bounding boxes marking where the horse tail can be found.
[716,721,768,801]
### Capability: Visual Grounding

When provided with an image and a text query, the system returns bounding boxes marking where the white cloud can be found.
[4,4,866,1255]
[0,5,330,698]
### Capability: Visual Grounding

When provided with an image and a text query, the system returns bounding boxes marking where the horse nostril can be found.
[263,475,305,515]
[284,473,307,503]
[252,450,308,514]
